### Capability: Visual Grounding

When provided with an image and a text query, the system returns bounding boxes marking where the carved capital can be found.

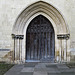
[57,34,70,40]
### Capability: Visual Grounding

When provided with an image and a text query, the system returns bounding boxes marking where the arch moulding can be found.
[12,1,70,63]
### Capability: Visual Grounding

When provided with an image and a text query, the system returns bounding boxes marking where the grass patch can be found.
[0,62,14,75]
[66,62,75,68]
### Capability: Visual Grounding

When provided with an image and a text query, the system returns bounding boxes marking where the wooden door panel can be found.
[26,15,55,62]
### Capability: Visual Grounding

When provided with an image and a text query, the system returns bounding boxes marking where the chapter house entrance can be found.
[26,15,55,62]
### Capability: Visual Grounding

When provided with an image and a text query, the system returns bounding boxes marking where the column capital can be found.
[57,34,70,40]
[11,34,24,39]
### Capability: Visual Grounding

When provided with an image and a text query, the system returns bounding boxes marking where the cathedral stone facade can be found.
[0,0,75,63]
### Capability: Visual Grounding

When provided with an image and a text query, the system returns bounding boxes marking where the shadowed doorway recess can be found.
[26,15,55,62]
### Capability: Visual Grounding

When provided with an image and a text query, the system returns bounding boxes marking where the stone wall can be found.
[0,0,75,62]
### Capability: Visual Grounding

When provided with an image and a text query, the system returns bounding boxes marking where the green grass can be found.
[0,62,14,75]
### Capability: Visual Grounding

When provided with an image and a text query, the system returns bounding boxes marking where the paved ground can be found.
[4,63,75,75]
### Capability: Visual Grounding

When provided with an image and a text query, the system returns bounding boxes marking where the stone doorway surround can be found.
[12,1,70,63]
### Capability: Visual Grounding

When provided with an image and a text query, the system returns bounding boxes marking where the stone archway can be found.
[12,1,70,63]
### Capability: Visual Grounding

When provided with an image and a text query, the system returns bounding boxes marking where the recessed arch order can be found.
[12,1,70,63]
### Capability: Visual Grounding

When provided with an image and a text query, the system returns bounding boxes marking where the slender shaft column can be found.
[12,34,24,63]
[17,39,19,61]
[13,38,15,62]
[60,40,62,62]
[57,34,70,63]
[64,39,67,61]
[20,39,22,61]
[61,40,64,62]
[19,39,20,60]
[15,39,17,61]
[18,39,23,63]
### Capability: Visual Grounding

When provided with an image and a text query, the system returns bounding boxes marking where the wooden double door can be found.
[26,15,55,62]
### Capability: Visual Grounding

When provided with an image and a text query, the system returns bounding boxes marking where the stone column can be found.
[12,34,24,64]
[61,40,64,62]
[15,39,17,60]
[57,34,70,62]
[19,39,22,61]
[67,39,70,61]
[22,39,25,63]
[59,40,62,62]
[64,39,67,62]
[16,39,19,62]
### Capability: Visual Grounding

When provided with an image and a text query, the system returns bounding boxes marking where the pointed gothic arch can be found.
[12,1,70,63]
